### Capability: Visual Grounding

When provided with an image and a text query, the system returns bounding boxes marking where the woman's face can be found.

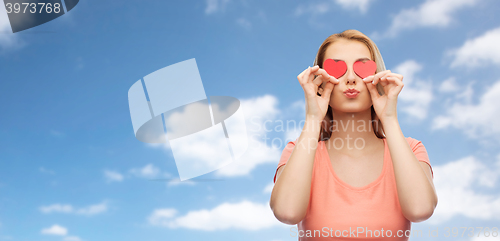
[322,39,374,113]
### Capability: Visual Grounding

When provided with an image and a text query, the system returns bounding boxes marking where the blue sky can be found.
[1,0,500,240]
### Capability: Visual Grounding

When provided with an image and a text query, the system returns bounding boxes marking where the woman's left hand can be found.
[362,70,404,124]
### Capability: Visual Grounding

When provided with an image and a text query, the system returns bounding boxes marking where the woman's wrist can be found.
[298,119,322,150]
[305,114,324,123]
[380,116,398,128]
[303,117,323,134]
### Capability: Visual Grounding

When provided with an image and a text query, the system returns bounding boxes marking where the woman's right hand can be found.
[271,65,339,224]
[297,65,339,122]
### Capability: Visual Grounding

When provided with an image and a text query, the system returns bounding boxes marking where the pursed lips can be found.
[343,89,360,94]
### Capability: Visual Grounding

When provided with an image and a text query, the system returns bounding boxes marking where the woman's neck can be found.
[325,108,382,154]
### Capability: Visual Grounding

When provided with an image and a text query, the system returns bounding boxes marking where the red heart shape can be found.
[353,60,377,79]
[323,59,347,79]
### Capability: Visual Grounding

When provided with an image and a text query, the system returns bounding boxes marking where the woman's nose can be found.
[345,66,357,85]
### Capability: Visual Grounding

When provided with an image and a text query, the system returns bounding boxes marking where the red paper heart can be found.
[323,59,347,79]
[353,60,377,79]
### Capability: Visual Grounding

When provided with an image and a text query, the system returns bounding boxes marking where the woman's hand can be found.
[362,70,404,124]
[297,65,339,122]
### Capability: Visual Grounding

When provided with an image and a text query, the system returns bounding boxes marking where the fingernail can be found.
[372,80,375,84]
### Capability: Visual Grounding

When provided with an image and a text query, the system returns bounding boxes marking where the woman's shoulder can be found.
[404,136,427,150]
[405,136,422,143]
[288,136,420,144]
[284,138,298,148]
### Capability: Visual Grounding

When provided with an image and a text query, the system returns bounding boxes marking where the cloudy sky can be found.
[1,0,500,240]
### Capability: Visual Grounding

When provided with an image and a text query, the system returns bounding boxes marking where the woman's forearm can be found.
[383,117,438,222]
[270,118,321,225]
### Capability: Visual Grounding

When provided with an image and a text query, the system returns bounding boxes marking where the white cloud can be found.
[289,99,306,114]
[148,200,285,230]
[284,127,302,145]
[214,95,282,177]
[0,6,19,50]
[438,77,459,93]
[236,18,251,30]
[373,0,479,39]
[40,225,82,241]
[447,27,500,69]
[427,155,500,224]
[129,164,160,178]
[454,80,474,104]
[294,2,331,17]
[393,60,434,121]
[103,170,124,182]
[140,173,192,187]
[39,167,55,175]
[431,80,500,140]
[295,0,373,16]
[40,204,73,214]
[41,224,67,236]
[64,236,82,241]
[39,201,108,216]
[214,141,280,177]
[263,182,274,194]
[205,0,231,15]
[334,0,373,14]
[154,94,317,178]
[166,179,196,187]
[155,95,281,178]
[282,99,305,143]
[74,202,108,216]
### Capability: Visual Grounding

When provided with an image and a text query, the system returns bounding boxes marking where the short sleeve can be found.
[407,137,433,179]
[273,139,298,183]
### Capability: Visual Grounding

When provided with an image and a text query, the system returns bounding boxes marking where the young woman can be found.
[269,29,437,240]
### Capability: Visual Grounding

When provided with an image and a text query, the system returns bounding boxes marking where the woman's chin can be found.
[331,104,372,113]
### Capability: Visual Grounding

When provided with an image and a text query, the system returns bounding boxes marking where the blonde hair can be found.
[313,29,386,141]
